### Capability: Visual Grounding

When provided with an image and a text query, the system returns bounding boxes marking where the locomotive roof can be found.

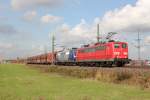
[80,41,127,49]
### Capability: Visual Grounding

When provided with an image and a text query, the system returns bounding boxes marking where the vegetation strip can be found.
[28,64,150,89]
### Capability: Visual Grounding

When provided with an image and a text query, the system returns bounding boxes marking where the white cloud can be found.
[144,36,150,43]
[98,0,150,32]
[55,19,97,47]
[0,43,14,49]
[41,14,62,23]
[23,11,37,21]
[56,0,150,47]
[11,0,63,10]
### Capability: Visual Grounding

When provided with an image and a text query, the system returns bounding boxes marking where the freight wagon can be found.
[27,53,56,64]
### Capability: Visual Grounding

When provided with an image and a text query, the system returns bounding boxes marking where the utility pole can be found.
[97,24,100,43]
[137,31,141,61]
[44,45,47,63]
[51,33,55,65]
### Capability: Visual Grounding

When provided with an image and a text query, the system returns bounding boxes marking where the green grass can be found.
[0,64,150,100]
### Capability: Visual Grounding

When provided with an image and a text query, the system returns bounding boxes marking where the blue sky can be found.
[0,0,150,60]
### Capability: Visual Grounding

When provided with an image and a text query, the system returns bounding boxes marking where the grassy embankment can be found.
[0,64,150,100]
[30,65,150,89]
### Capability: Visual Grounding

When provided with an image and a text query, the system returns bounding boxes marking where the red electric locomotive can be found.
[76,41,129,67]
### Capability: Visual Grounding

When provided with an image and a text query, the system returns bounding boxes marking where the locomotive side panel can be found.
[56,49,77,63]
[56,50,70,62]
[76,44,111,62]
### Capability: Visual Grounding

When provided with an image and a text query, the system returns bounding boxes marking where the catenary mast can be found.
[97,24,100,43]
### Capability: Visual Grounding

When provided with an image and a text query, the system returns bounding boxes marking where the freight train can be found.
[27,41,130,67]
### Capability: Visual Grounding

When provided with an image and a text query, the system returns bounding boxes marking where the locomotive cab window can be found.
[114,44,119,48]
[95,46,106,51]
[122,44,127,48]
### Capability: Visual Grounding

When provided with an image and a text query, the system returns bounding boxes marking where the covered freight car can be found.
[27,52,56,64]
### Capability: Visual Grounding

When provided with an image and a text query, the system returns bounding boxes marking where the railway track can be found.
[124,66,150,70]
[27,64,150,70]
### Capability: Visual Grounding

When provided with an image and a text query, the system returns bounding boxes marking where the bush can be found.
[116,70,132,82]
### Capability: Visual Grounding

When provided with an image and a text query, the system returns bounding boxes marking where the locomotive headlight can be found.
[114,52,120,55]
[66,52,69,55]
[123,52,128,55]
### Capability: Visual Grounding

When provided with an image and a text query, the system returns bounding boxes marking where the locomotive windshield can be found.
[122,44,127,48]
[114,43,127,48]
[114,44,119,48]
